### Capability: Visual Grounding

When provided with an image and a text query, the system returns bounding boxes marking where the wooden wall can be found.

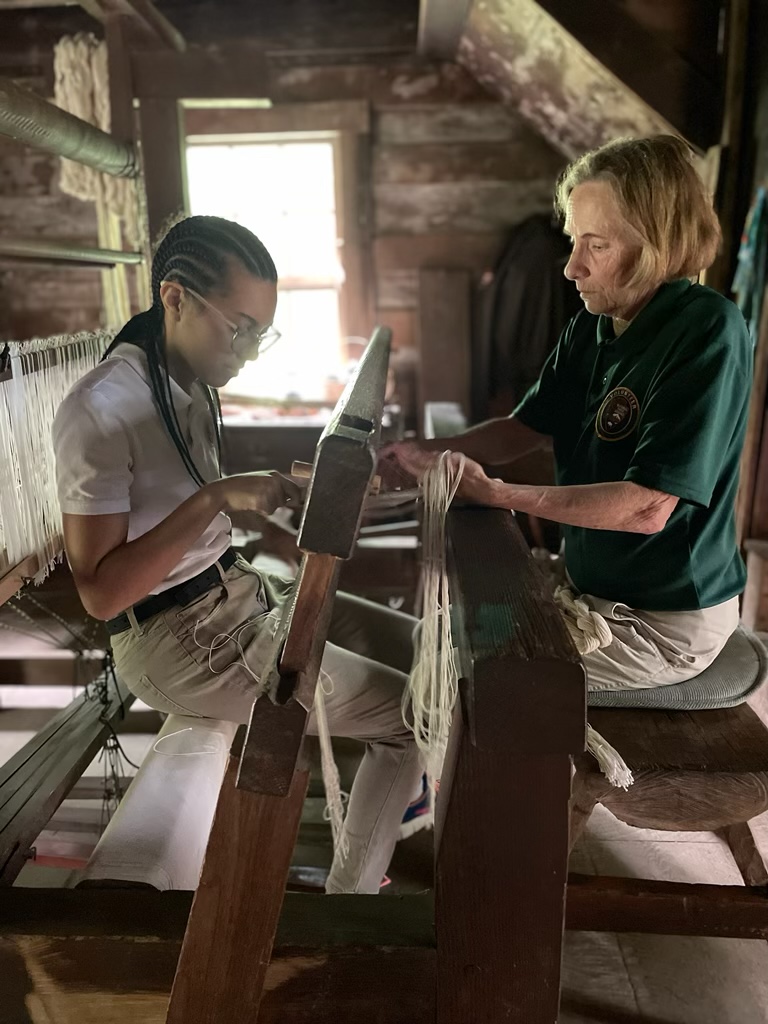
[0,80,102,340]
[368,93,564,424]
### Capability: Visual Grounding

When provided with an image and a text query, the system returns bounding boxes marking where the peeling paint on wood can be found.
[268,60,491,105]
[377,103,538,145]
[375,180,555,234]
[459,0,674,158]
[373,140,563,184]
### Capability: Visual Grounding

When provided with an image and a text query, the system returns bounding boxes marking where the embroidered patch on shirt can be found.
[595,387,640,441]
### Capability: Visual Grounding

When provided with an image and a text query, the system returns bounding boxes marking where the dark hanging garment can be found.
[473,213,581,421]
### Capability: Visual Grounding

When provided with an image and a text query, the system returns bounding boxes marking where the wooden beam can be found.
[75,0,186,50]
[418,268,472,423]
[184,100,370,137]
[137,98,186,244]
[120,0,185,52]
[418,0,473,59]
[533,0,721,151]
[0,553,39,607]
[566,874,768,939]
[132,51,488,104]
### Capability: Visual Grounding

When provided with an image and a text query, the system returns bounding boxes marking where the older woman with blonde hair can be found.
[385,134,752,691]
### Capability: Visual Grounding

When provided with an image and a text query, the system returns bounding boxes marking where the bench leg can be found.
[718,821,768,886]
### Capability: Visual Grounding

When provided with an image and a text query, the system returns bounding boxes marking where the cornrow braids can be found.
[105,216,277,487]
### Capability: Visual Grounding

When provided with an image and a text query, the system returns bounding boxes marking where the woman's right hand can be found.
[209,471,305,516]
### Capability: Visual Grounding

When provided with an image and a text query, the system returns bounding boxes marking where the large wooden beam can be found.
[137,98,186,243]
[436,509,586,1023]
[73,0,186,51]
[418,0,473,59]
[131,50,488,104]
[532,0,721,151]
[0,888,436,1024]
[567,874,768,940]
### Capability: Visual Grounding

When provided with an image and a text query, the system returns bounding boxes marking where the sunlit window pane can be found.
[185,138,344,402]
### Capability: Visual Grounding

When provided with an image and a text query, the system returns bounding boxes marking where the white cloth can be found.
[52,343,231,594]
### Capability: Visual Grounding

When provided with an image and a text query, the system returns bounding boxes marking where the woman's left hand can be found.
[393,447,499,507]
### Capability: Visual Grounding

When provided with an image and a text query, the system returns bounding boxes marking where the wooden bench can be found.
[570,696,768,938]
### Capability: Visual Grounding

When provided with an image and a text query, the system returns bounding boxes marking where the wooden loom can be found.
[0,325,587,1022]
[3,329,768,1021]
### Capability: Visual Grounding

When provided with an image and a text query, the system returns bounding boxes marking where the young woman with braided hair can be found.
[53,215,424,894]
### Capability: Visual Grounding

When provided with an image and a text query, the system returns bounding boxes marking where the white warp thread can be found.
[314,669,349,861]
[401,456,633,792]
[0,332,112,582]
[405,451,465,782]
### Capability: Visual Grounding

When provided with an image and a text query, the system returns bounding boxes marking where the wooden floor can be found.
[4,689,768,1023]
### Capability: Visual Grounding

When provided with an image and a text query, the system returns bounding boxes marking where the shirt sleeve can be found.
[512,321,572,435]
[624,307,751,508]
[53,388,133,515]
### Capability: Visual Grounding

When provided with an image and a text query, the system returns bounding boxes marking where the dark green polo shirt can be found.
[514,279,751,611]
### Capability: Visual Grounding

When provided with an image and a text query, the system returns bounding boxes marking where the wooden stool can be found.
[569,628,768,935]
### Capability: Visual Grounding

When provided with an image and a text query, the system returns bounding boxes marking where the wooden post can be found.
[138,98,187,245]
[418,268,472,432]
[166,736,310,1024]
[436,509,585,1023]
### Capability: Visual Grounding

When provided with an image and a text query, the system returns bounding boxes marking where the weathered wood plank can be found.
[132,52,491,103]
[373,232,506,272]
[418,267,471,417]
[373,138,563,183]
[376,102,535,144]
[138,98,186,244]
[374,180,554,233]
[533,0,720,149]
[185,101,370,137]
[376,268,418,310]
[588,704,768,774]
[460,0,675,158]
[269,58,490,105]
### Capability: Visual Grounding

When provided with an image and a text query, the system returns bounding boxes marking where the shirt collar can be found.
[110,342,196,410]
[595,279,693,348]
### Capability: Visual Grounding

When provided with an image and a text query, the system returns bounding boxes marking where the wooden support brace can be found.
[167,736,310,1024]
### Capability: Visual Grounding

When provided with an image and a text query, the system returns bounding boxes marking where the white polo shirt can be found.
[52,343,231,594]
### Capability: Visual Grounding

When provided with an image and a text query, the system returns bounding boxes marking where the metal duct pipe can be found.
[0,76,137,178]
[0,238,143,267]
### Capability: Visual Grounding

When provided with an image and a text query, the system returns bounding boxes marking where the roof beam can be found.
[418,0,472,59]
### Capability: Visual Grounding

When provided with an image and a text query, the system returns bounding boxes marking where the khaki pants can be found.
[111,558,423,894]
[577,593,740,691]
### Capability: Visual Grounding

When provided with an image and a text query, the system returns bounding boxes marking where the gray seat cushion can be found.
[587,626,768,710]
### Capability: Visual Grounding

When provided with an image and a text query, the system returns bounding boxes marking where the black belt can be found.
[105,547,238,637]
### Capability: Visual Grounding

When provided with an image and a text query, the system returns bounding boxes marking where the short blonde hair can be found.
[555,135,721,290]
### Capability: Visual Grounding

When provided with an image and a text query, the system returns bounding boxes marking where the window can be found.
[185,138,347,403]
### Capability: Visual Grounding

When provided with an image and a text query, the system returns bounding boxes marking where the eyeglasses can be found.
[175,284,281,359]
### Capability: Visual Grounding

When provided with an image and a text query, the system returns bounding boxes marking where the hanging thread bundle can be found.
[404,451,633,791]
[53,33,145,326]
[0,332,112,582]
[404,450,466,782]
